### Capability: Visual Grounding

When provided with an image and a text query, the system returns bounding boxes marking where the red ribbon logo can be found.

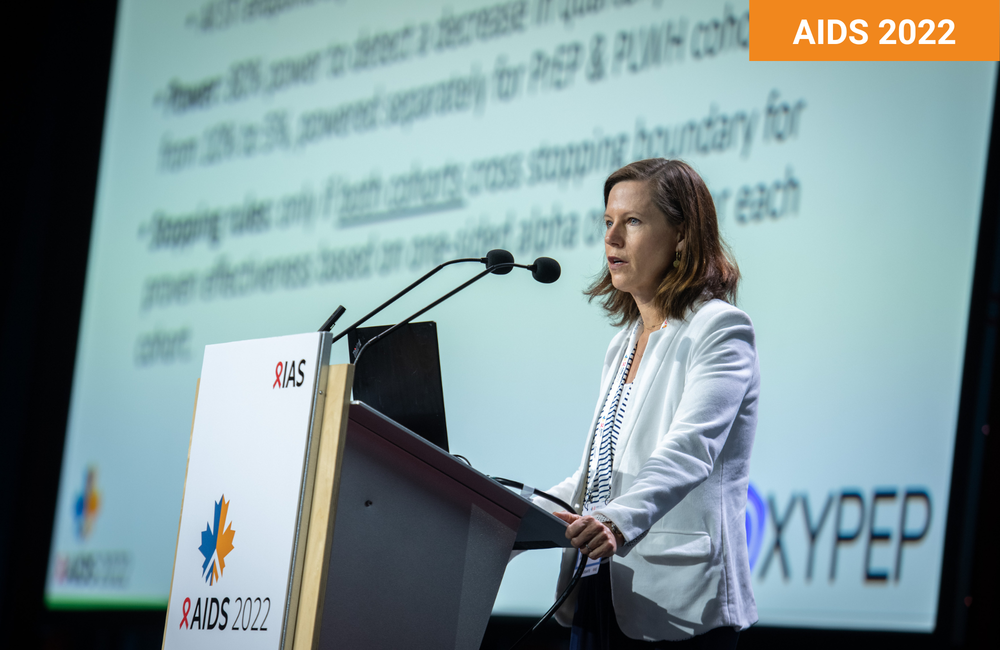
[273,362,283,389]
[180,596,191,629]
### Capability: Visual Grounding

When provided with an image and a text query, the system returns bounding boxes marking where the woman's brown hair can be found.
[585,159,740,326]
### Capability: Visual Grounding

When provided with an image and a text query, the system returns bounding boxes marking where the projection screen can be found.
[45,0,997,632]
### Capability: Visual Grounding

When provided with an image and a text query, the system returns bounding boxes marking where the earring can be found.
[673,250,681,268]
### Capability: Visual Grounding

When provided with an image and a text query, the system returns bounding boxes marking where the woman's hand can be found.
[553,512,622,560]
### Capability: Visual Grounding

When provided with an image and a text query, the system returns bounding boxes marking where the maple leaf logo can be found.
[74,466,101,540]
[199,495,236,585]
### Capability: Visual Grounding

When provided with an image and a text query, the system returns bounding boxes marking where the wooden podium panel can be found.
[292,364,354,650]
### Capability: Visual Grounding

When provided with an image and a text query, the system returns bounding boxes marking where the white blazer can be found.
[545,299,759,640]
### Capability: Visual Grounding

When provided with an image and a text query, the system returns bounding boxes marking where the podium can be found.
[162,333,570,650]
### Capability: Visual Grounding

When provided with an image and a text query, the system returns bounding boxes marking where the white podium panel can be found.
[163,332,330,650]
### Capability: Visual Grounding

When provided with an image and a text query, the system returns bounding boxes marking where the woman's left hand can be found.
[553,512,621,559]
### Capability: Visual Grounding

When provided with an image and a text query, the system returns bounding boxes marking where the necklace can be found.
[641,319,665,332]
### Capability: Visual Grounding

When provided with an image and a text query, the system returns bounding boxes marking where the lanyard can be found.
[584,323,639,506]
[583,319,668,507]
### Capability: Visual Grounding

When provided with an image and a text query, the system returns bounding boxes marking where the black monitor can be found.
[346,321,449,452]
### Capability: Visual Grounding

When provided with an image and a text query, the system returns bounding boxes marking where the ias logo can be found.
[273,359,306,388]
[199,495,236,585]
[74,466,101,539]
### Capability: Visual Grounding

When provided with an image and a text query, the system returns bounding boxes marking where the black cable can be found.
[489,475,586,650]
[510,550,587,650]
[490,476,575,515]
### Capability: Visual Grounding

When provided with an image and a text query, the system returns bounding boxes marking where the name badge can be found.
[576,553,603,577]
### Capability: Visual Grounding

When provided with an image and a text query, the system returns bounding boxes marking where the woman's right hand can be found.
[553,511,620,559]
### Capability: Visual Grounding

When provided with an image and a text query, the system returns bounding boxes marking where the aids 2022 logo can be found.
[179,495,273,633]
[52,465,131,590]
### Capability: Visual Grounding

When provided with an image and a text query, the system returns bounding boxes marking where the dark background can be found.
[1,2,996,648]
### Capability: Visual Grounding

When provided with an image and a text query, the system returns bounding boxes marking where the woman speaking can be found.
[548,159,759,649]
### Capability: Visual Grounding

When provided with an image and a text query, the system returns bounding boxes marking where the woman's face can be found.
[604,180,683,304]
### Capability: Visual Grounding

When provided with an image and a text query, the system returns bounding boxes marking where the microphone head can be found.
[530,257,561,284]
[485,249,514,274]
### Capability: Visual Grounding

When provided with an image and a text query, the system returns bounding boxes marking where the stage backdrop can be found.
[45,0,996,633]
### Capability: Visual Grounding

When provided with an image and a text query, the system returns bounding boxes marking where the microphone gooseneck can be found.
[330,250,513,344]
[351,256,561,364]
[352,266,495,363]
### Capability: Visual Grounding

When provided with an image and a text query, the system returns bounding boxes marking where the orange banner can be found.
[750,0,999,61]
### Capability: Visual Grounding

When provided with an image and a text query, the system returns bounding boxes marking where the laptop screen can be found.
[347,321,449,452]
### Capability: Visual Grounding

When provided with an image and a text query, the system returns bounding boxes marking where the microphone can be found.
[525,257,561,283]
[324,250,514,341]
[484,248,515,274]
[352,256,561,364]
